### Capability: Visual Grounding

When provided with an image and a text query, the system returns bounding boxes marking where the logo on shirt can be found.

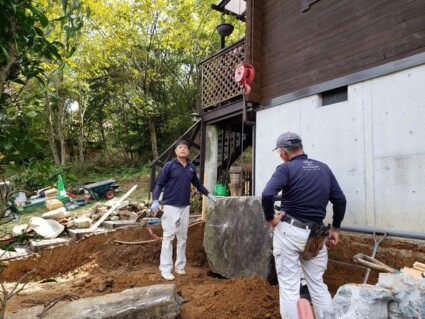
[303,160,320,171]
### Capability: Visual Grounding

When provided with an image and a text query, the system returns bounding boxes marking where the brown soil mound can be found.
[3,223,280,319]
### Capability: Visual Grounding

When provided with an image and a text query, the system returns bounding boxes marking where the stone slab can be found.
[7,284,181,319]
[0,246,31,261]
[66,228,106,239]
[30,238,70,251]
[203,196,275,281]
[101,220,140,230]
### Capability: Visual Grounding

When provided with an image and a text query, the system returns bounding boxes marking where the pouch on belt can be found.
[301,224,330,261]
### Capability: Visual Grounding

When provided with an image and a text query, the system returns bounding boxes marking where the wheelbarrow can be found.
[82,179,119,201]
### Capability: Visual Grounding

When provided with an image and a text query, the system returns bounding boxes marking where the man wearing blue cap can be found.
[262,132,346,319]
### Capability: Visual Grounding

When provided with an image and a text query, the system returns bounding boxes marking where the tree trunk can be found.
[98,110,108,153]
[78,122,84,164]
[57,70,67,165]
[0,16,18,98]
[45,91,60,165]
[149,118,158,159]
[58,93,66,165]
[77,94,87,164]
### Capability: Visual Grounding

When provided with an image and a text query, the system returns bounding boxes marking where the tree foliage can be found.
[0,0,245,186]
[0,0,61,170]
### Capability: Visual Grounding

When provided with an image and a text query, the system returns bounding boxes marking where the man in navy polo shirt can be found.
[262,132,346,319]
[152,139,215,281]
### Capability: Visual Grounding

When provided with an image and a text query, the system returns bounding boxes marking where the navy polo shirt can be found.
[262,154,346,228]
[153,159,209,206]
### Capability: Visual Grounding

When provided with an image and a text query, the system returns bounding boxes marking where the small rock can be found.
[97,280,114,292]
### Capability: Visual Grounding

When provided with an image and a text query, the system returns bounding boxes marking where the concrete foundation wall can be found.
[255,64,425,233]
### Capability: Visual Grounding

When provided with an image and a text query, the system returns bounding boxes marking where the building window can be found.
[320,86,348,106]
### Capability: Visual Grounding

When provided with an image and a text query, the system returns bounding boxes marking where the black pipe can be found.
[220,35,225,49]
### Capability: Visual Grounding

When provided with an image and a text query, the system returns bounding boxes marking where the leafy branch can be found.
[0,262,35,319]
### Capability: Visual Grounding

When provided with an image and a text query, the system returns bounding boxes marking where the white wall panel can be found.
[255,64,425,233]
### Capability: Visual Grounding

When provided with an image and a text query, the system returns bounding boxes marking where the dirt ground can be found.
[3,219,425,318]
[3,179,425,318]
[3,223,281,319]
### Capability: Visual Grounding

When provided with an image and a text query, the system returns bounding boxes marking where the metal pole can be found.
[363,231,387,284]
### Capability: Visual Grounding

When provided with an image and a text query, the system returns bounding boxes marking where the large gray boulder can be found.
[377,273,425,318]
[321,273,425,319]
[7,284,181,319]
[203,196,275,281]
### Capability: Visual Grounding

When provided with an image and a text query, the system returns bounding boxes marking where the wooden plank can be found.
[261,29,425,99]
[413,262,425,272]
[261,0,424,86]
[262,0,403,54]
[245,0,262,103]
[90,185,138,231]
[261,22,425,100]
[262,0,353,46]
[261,0,419,67]
[401,267,424,279]
[260,52,425,109]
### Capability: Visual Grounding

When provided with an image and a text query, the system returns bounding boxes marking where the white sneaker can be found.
[161,273,175,281]
[175,269,186,275]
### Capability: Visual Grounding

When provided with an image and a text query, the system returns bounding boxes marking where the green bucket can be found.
[214,184,229,196]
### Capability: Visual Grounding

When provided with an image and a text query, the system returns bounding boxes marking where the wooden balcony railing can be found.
[199,38,245,109]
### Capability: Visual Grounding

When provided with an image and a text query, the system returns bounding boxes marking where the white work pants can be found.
[273,221,331,319]
[159,205,190,274]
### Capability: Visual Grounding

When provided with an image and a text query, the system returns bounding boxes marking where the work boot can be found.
[161,273,175,281]
[175,269,186,275]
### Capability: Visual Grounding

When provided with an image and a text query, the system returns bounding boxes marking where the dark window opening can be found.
[321,86,348,106]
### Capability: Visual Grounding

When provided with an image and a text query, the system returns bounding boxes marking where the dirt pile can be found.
[5,217,423,318]
[4,223,280,319]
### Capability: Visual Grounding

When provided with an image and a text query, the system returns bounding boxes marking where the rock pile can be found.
[65,200,151,229]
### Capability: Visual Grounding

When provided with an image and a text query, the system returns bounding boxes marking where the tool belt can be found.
[301,223,330,260]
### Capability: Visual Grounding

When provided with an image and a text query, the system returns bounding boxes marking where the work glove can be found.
[151,200,161,213]
[208,194,217,202]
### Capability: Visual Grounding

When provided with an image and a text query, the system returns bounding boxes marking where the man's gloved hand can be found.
[208,194,217,202]
[151,200,161,213]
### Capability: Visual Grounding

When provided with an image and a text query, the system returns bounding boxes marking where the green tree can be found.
[0,0,61,168]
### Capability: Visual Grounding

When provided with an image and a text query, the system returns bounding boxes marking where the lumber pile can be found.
[401,262,425,279]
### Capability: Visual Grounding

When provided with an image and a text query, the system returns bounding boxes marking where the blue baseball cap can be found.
[273,132,302,151]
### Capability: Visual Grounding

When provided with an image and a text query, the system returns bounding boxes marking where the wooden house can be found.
[152,0,425,237]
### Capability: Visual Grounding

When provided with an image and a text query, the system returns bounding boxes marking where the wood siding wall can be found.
[245,0,262,103]
[257,0,425,103]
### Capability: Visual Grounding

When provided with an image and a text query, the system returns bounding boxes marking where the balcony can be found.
[199,38,245,109]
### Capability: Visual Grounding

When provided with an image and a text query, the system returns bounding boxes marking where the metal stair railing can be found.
[217,128,251,185]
